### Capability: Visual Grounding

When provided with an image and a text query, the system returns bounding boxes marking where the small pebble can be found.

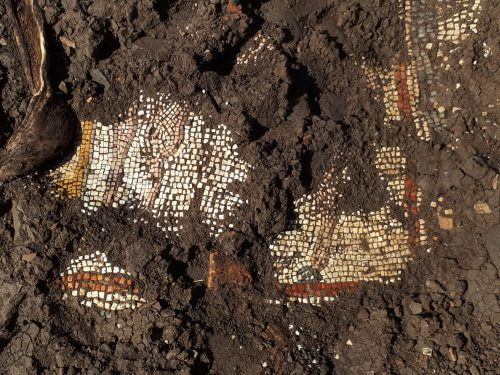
[474,201,491,214]
[422,347,433,356]
[58,81,68,94]
[409,301,423,315]
[59,36,76,49]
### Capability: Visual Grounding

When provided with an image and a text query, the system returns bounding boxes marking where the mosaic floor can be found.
[57,251,146,311]
[363,0,483,141]
[269,0,485,303]
[269,147,426,304]
[49,0,486,309]
[236,32,275,66]
[49,93,250,237]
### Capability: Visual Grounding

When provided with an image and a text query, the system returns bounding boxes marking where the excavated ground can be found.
[0,0,498,374]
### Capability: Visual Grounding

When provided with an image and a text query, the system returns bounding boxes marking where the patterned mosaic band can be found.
[57,251,146,311]
[49,93,250,238]
[363,0,483,141]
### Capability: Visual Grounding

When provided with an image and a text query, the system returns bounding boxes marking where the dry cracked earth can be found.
[0,0,499,374]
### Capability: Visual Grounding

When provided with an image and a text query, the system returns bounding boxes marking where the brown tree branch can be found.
[0,0,74,182]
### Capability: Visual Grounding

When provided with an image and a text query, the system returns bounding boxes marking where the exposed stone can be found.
[448,346,457,362]
[438,214,454,230]
[21,252,37,262]
[474,201,492,214]
[409,301,423,315]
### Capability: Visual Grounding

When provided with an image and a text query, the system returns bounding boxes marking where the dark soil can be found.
[0,0,499,374]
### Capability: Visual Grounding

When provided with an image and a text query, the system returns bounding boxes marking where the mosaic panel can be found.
[49,92,250,237]
[363,0,483,141]
[236,32,275,66]
[57,251,146,311]
[270,146,427,304]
